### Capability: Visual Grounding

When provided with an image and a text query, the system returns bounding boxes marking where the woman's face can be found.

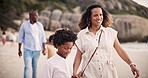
[91,7,103,27]
[56,42,74,58]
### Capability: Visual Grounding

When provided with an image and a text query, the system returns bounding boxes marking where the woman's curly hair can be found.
[78,3,111,30]
[52,28,77,48]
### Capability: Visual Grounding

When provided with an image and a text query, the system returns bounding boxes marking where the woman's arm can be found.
[114,37,132,65]
[114,37,140,78]
[73,48,82,77]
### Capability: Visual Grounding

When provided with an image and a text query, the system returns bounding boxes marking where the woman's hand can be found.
[130,64,140,78]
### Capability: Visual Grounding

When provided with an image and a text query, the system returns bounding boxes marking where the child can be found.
[43,28,77,78]
[46,34,57,59]
[2,31,6,45]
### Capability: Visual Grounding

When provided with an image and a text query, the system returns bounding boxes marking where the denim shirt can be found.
[18,20,46,51]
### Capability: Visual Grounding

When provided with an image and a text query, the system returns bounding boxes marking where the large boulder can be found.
[60,12,72,21]
[70,23,80,33]
[60,12,72,29]
[39,10,52,30]
[70,13,81,23]
[50,20,61,31]
[112,15,148,42]
[60,20,72,29]
[40,10,51,18]
[51,9,62,21]
[38,16,50,30]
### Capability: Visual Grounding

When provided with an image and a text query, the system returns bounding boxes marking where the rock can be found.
[70,23,80,33]
[38,16,50,30]
[51,9,62,21]
[60,20,72,29]
[60,12,72,21]
[70,13,81,23]
[50,20,61,31]
[112,15,148,42]
[40,10,51,18]
[39,9,148,42]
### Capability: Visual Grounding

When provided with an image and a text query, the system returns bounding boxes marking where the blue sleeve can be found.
[18,23,25,43]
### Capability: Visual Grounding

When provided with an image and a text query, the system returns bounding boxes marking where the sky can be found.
[132,0,148,8]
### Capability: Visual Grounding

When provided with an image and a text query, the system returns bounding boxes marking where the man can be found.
[18,10,46,78]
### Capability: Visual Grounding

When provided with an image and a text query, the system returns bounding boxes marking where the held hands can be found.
[72,72,79,78]
[71,75,79,78]
[71,76,77,78]
[130,63,140,78]
[72,72,83,78]
[71,75,83,78]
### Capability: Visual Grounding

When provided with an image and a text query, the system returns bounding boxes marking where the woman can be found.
[72,3,139,78]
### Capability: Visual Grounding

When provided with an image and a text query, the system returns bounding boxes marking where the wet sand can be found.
[0,41,148,78]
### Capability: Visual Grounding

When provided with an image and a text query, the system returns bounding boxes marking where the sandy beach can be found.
[0,42,47,78]
[0,41,148,78]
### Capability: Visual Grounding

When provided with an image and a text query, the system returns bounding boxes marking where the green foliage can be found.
[44,0,77,12]
[0,0,148,31]
[0,0,48,30]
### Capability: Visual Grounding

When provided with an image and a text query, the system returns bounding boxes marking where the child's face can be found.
[57,42,74,58]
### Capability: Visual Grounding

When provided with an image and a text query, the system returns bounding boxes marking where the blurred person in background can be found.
[18,10,46,78]
[46,34,57,59]
[2,31,7,45]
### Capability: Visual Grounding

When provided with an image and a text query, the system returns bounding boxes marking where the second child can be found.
[46,34,57,59]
